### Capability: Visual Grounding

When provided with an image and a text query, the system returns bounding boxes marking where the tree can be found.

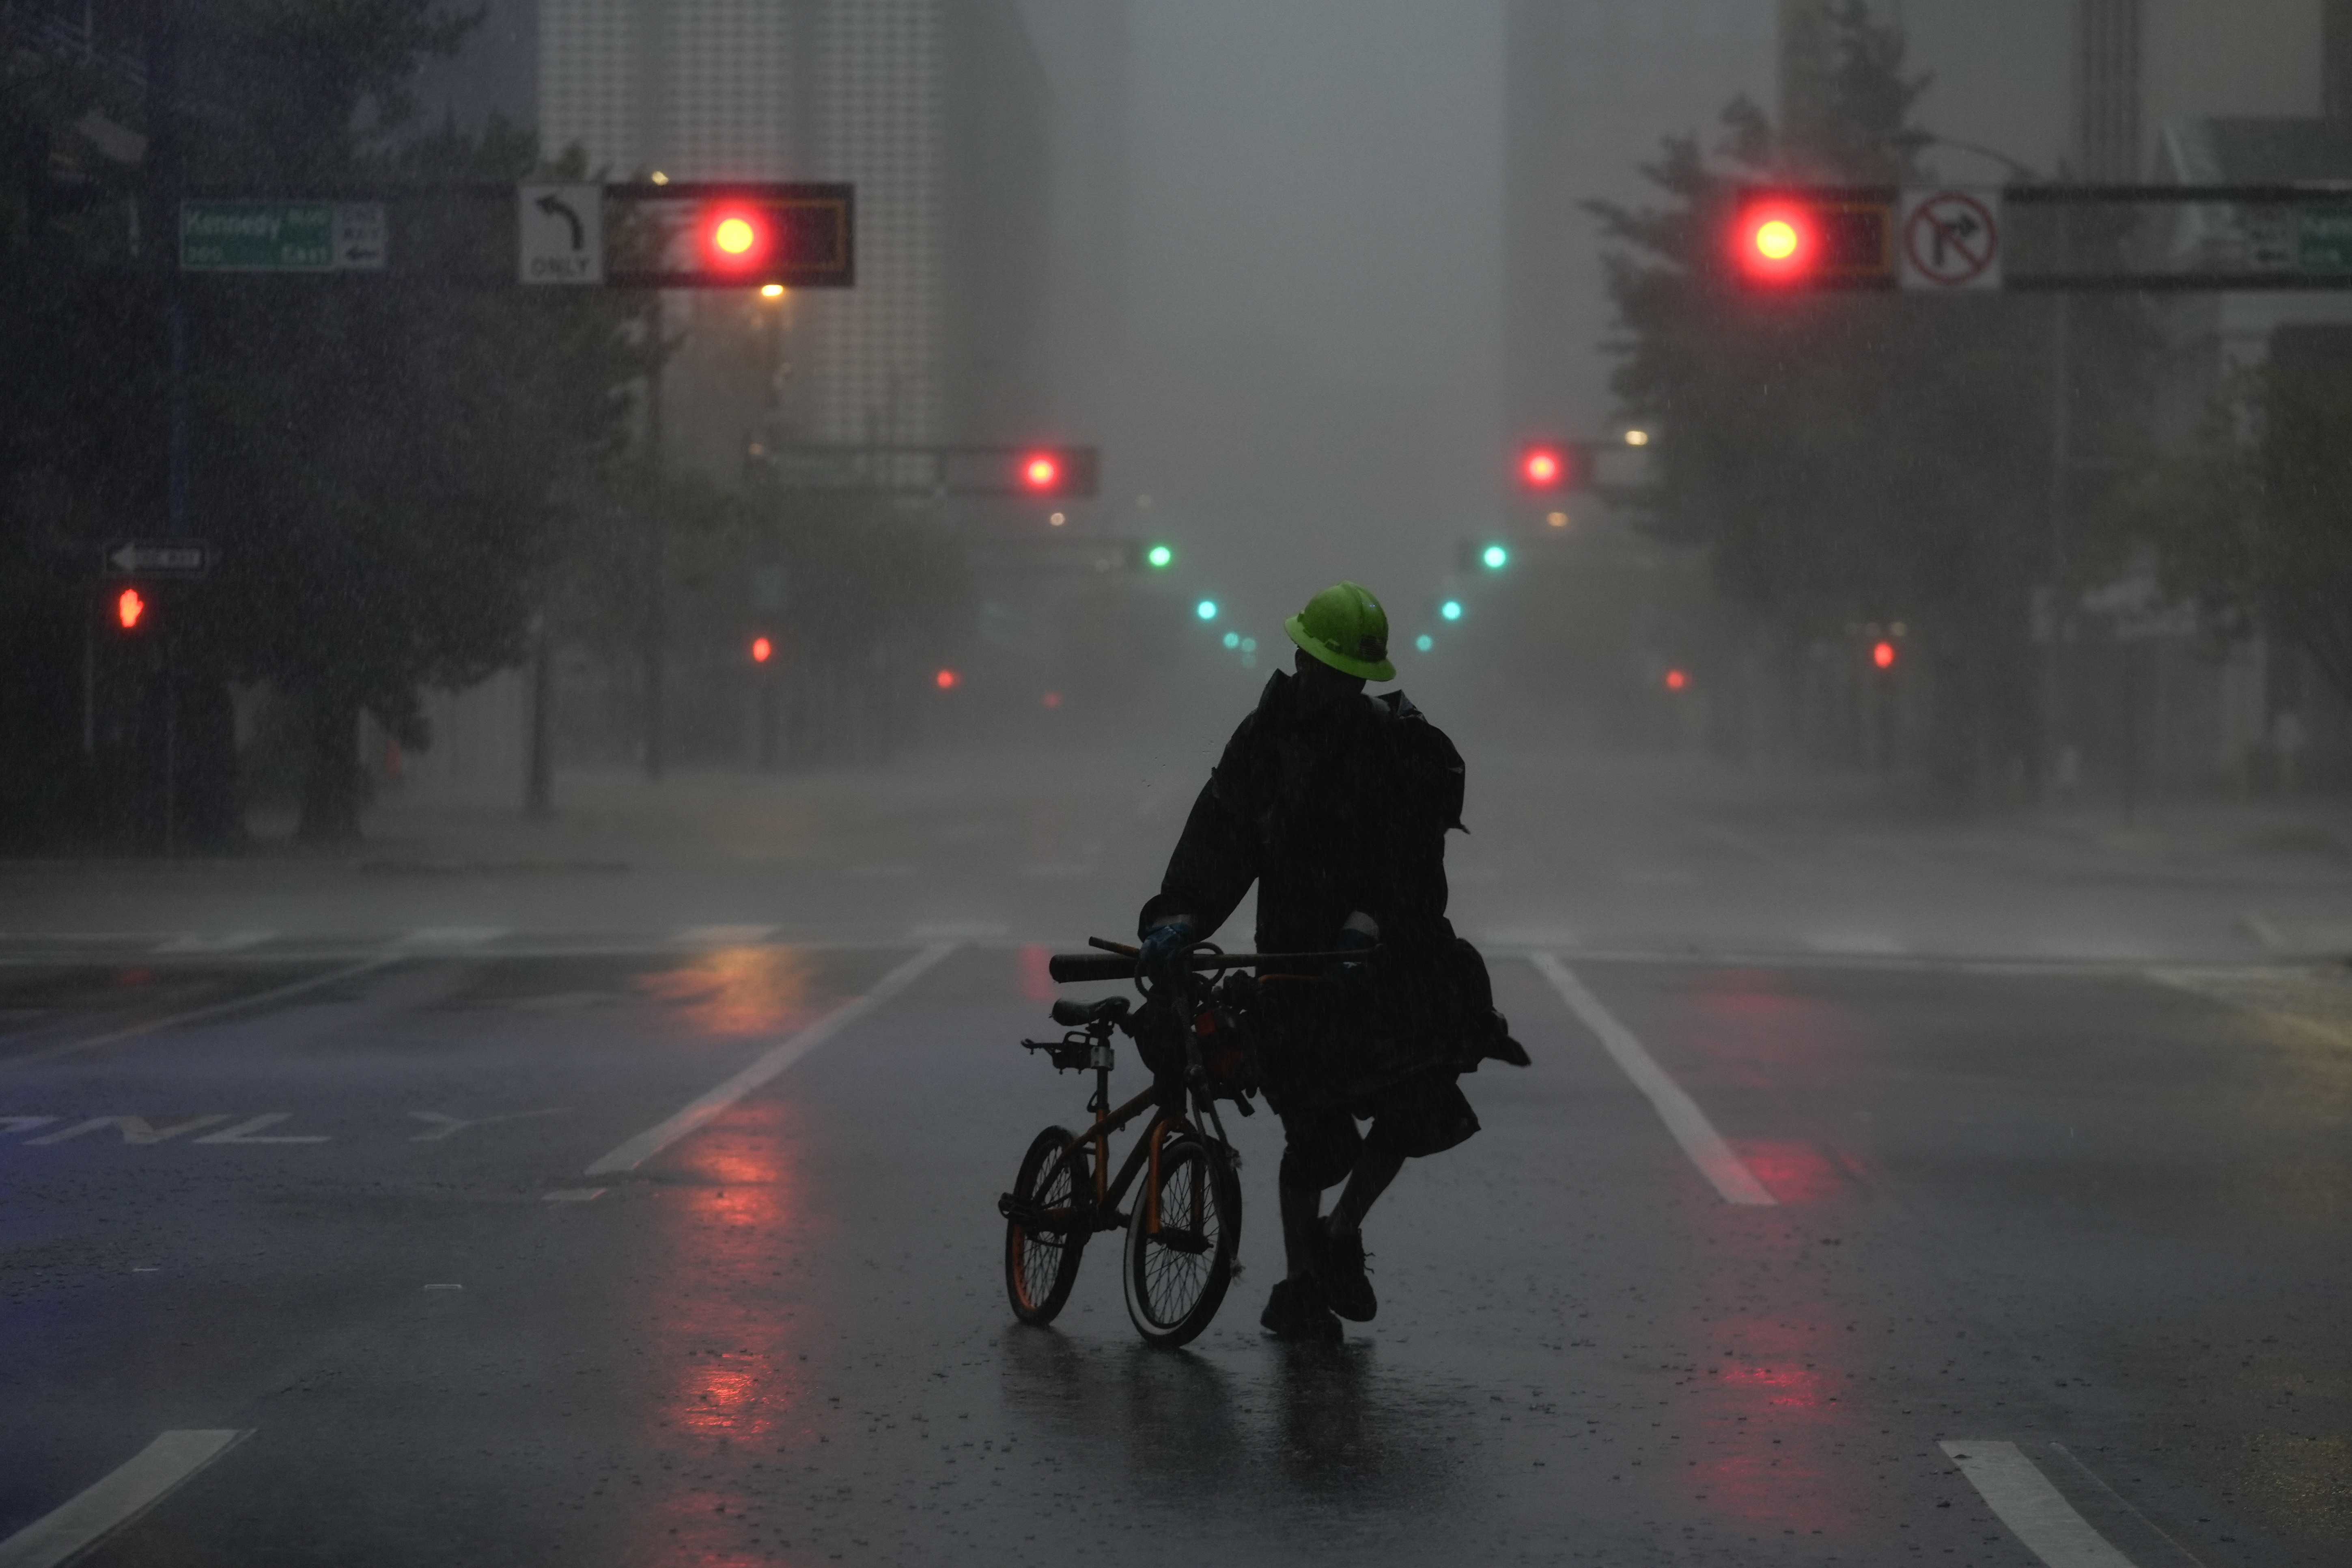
[1587,4,2079,800]
[2106,364,2352,706]
[174,9,642,841]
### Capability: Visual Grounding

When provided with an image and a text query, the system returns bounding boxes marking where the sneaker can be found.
[1260,1277,1342,1341]
[1316,1223,1377,1322]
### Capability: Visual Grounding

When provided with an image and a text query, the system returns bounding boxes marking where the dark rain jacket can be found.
[1138,670,1480,1103]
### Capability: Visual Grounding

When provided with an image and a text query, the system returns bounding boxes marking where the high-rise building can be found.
[536,0,1049,457]
[2073,0,2144,177]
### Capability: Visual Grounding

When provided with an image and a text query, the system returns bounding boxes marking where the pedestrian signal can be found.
[116,587,148,631]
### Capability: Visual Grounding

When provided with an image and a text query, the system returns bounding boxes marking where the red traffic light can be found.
[116,587,147,630]
[935,668,959,690]
[750,635,773,664]
[1736,202,1817,285]
[1520,445,1570,490]
[1872,640,1898,670]
[699,203,776,276]
[1000,446,1096,498]
[1664,668,1688,691]
[1731,192,1894,288]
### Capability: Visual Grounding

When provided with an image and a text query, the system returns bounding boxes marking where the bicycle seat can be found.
[1051,996,1131,1028]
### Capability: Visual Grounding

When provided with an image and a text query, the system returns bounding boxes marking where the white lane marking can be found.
[1530,953,1777,1206]
[409,1107,572,1142]
[1803,931,1908,956]
[1940,1441,2141,1568]
[0,1116,58,1138]
[0,956,396,1078]
[422,1283,463,1290]
[0,1429,249,1568]
[28,1115,233,1146]
[398,926,508,948]
[154,931,277,954]
[674,924,778,946]
[193,1113,330,1145]
[543,1187,605,1202]
[584,942,957,1175]
[1483,925,1581,949]
[911,920,1006,940]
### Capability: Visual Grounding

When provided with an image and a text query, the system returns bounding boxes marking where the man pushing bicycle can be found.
[1134,581,1527,1342]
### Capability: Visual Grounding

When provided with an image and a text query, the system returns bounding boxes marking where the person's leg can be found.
[1279,1159,1325,1280]
[1325,1118,1406,1238]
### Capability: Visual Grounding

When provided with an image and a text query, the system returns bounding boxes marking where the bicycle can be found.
[997,936,1353,1347]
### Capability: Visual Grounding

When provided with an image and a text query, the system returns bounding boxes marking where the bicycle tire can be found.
[1004,1125,1092,1325]
[1121,1131,1241,1347]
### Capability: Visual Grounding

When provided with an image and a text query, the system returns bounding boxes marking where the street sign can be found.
[335,202,387,269]
[1898,187,2003,291]
[518,184,604,284]
[181,202,386,272]
[103,539,210,577]
[2297,207,2352,272]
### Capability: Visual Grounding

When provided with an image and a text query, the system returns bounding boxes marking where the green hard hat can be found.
[1284,581,1396,681]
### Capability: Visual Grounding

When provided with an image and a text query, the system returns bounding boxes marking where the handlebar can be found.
[1048,943,1371,984]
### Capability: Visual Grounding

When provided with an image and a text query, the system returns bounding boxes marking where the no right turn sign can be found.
[1898,187,2003,291]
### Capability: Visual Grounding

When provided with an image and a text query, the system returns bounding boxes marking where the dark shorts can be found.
[1277,1069,1480,1191]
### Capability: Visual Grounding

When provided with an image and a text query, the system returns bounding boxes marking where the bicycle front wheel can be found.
[1121,1131,1241,1347]
[1003,1125,1092,1325]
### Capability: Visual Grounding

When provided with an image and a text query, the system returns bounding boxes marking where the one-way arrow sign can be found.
[104,539,211,576]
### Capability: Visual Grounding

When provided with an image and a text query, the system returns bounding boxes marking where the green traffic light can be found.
[1415,633,1434,652]
[1146,544,1173,569]
[1223,631,1240,649]
[1482,545,1508,570]
[1196,600,1218,621]
[1440,600,1462,621]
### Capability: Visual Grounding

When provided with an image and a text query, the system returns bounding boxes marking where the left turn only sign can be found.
[519,184,604,284]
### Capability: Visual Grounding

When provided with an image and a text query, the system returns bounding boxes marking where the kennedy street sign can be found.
[103,539,211,577]
[181,202,386,272]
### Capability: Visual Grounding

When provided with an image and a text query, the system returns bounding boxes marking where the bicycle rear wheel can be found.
[1002,1125,1092,1325]
[1121,1131,1241,1347]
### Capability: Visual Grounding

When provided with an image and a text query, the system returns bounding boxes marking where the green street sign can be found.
[2296,207,2352,273]
[181,201,334,270]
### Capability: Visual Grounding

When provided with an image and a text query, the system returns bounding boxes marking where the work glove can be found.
[1138,918,1196,985]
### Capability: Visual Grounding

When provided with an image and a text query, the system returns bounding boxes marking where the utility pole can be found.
[642,293,668,781]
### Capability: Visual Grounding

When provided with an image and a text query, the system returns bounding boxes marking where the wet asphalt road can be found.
[2,937,2348,1566]
[2,750,2349,1565]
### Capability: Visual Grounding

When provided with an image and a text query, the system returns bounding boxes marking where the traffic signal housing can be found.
[1731,190,1894,289]
[632,183,855,289]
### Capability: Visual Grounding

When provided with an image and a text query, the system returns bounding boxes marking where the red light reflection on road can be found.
[637,945,814,1038]
[1667,968,1872,1540]
[631,1098,817,1562]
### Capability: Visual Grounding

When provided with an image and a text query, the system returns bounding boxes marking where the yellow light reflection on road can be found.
[638,945,814,1038]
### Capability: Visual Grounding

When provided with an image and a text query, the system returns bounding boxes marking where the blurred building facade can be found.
[537,0,1051,461]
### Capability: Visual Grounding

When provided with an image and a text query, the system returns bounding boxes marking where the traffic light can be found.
[1144,543,1174,569]
[645,186,856,289]
[1195,599,1219,622]
[1439,599,1462,622]
[698,202,778,277]
[1872,639,1898,670]
[1731,191,1893,289]
[1518,444,1574,491]
[1456,541,1512,572]
[1665,668,1689,691]
[750,635,773,664]
[998,446,1098,498]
